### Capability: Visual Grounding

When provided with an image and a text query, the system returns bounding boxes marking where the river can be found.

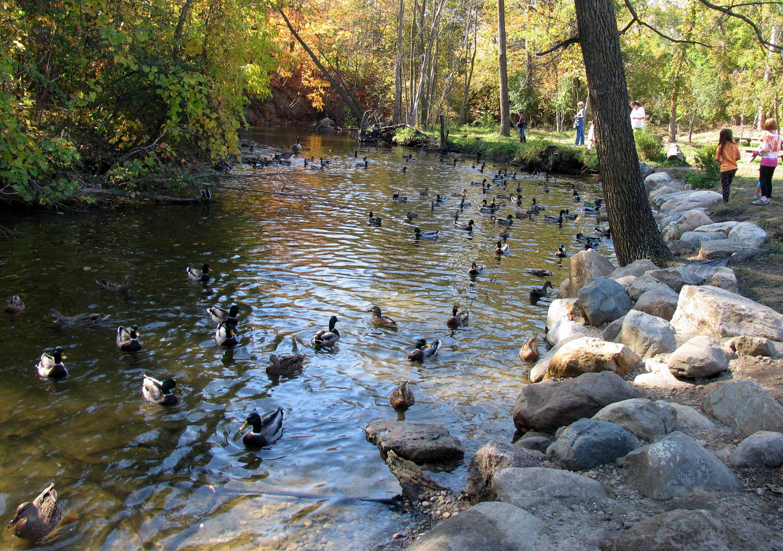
[0,128,611,550]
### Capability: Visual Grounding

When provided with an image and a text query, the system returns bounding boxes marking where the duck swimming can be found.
[313,315,340,347]
[116,325,143,352]
[543,210,566,224]
[407,338,441,362]
[215,321,238,347]
[96,275,133,293]
[207,304,239,325]
[240,408,284,448]
[469,262,485,276]
[494,214,514,226]
[8,483,63,541]
[187,264,211,283]
[528,269,554,277]
[142,374,179,405]
[291,136,302,152]
[556,244,568,258]
[455,219,474,231]
[414,227,439,240]
[266,353,305,376]
[47,309,109,327]
[368,212,382,226]
[529,281,553,300]
[5,295,24,314]
[369,306,398,330]
[36,347,67,379]
[495,241,510,255]
[446,305,469,328]
[390,380,415,410]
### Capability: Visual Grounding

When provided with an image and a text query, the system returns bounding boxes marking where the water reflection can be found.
[0,127,611,550]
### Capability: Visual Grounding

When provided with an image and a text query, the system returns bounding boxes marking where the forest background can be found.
[1,0,781,206]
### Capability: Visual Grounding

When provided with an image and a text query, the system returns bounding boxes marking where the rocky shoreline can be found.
[370,166,783,550]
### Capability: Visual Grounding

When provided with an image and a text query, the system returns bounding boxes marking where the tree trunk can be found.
[394,0,405,123]
[759,25,778,130]
[458,7,478,125]
[410,0,446,126]
[574,0,673,266]
[497,0,510,136]
[668,3,695,143]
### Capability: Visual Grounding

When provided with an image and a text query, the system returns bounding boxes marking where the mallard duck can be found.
[479,199,498,213]
[556,244,568,258]
[36,347,67,379]
[215,321,239,347]
[459,198,472,208]
[583,199,603,213]
[400,166,408,173]
[5,295,24,314]
[496,179,507,188]
[406,211,419,222]
[455,219,474,231]
[96,275,133,293]
[356,160,368,168]
[495,214,514,226]
[47,309,109,327]
[187,264,211,283]
[447,305,469,328]
[313,315,340,347]
[452,189,468,198]
[528,269,554,277]
[544,210,566,224]
[470,179,486,187]
[511,194,523,205]
[206,304,239,325]
[142,374,179,405]
[483,183,492,194]
[390,380,415,410]
[201,187,213,200]
[573,189,581,202]
[495,241,510,255]
[575,233,601,246]
[420,187,429,197]
[414,227,439,240]
[519,337,540,362]
[320,157,331,167]
[530,281,553,300]
[515,211,532,220]
[369,306,398,329]
[8,483,63,541]
[469,262,485,276]
[240,408,284,448]
[266,353,305,375]
[368,212,382,226]
[392,193,408,203]
[116,325,143,352]
[407,339,441,362]
[499,226,511,239]
[562,210,578,221]
[291,136,302,152]
[595,226,611,238]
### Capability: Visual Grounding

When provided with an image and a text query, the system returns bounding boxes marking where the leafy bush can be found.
[634,131,664,162]
[683,144,720,189]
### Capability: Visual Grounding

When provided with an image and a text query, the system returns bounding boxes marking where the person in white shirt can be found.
[630,101,646,131]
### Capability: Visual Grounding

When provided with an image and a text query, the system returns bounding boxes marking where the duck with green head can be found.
[240,408,284,448]
[407,338,441,362]
[187,264,211,283]
[36,347,67,379]
[207,304,239,325]
[215,321,239,347]
[142,374,179,405]
[7,483,62,541]
[447,305,469,328]
[313,315,340,348]
[116,325,142,352]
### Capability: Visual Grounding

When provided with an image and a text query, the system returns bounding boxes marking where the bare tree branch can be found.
[623,0,711,47]
[536,35,580,56]
[697,0,783,51]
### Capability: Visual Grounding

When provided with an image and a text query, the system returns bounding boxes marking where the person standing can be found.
[751,119,781,205]
[516,111,527,143]
[574,101,585,146]
[587,120,596,150]
[715,129,740,203]
[630,101,646,131]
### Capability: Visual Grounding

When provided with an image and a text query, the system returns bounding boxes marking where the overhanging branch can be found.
[697,0,783,52]
[536,35,580,56]
[623,0,711,47]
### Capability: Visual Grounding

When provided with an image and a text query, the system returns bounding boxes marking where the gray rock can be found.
[692,221,739,234]
[729,431,783,467]
[529,344,559,383]
[662,209,713,241]
[364,421,464,463]
[639,162,655,181]
[634,286,679,321]
[727,336,776,357]
[650,185,678,206]
[512,371,642,433]
[660,190,723,214]
[710,266,738,294]
[621,432,742,499]
[491,467,608,509]
[568,249,616,297]
[545,298,603,347]
[614,275,638,292]
[594,399,677,441]
[545,337,642,380]
[609,509,729,551]
[671,285,783,341]
[516,434,552,454]
[610,260,658,280]
[699,239,750,259]
[667,240,695,257]
[556,278,571,299]
[406,501,543,551]
[577,277,633,326]
[644,171,670,189]
[467,442,545,503]
[728,222,767,248]
[618,309,677,359]
[546,418,636,470]
[646,267,704,294]
[668,336,729,378]
[629,274,673,302]
[603,316,625,342]
[662,402,716,433]
[701,380,783,437]
[680,231,727,247]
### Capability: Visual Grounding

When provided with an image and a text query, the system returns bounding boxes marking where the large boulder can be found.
[646,267,704,294]
[701,380,783,437]
[545,337,642,380]
[660,190,723,214]
[644,172,670,190]
[513,371,641,433]
[671,285,783,341]
[466,442,545,503]
[662,402,716,433]
[545,298,602,347]
[515,432,553,454]
[662,209,714,241]
[618,310,677,359]
[568,249,615,297]
[621,432,742,499]
[577,277,633,326]
[728,222,767,248]
[710,267,738,294]
[639,162,655,181]
[727,336,776,357]
[610,259,658,280]
[728,431,783,468]
[699,239,750,260]
[650,185,678,206]
[491,467,608,510]
[634,287,679,321]
[603,316,626,342]
[628,274,673,302]
[406,501,543,551]
[668,336,729,378]
[679,230,727,248]
[546,418,636,470]
[594,399,677,441]
[667,239,695,257]
[692,221,739,235]
[609,509,730,551]
[364,421,464,463]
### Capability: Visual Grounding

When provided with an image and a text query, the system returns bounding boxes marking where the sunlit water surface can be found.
[0,128,612,550]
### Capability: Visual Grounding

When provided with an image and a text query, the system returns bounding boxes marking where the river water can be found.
[0,128,611,550]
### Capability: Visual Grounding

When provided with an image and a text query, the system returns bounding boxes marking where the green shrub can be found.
[634,131,664,162]
[693,144,720,178]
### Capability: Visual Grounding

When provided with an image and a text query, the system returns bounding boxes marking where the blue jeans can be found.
[574,120,584,145]
[519,128,526,142]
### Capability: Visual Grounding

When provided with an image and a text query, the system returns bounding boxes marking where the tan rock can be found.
[545,337,642,380]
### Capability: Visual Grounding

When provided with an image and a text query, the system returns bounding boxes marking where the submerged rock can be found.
[365,420,464,464]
